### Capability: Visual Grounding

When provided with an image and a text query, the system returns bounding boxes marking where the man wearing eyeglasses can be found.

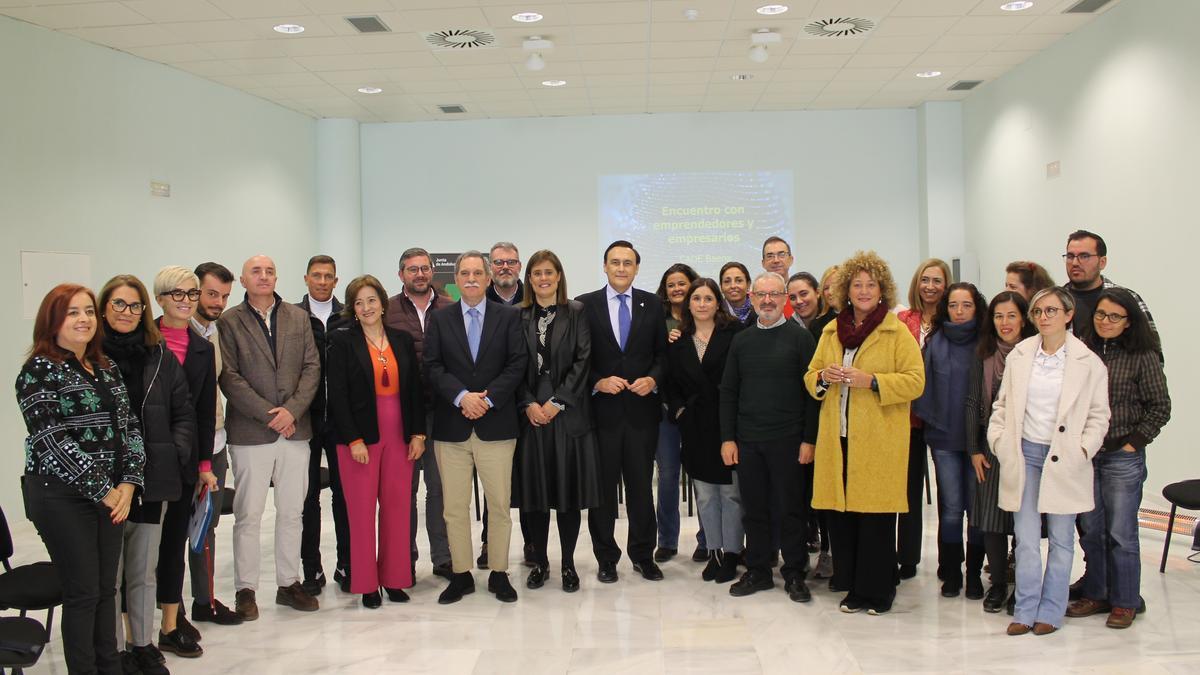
[1062,229,1156,337]
[762,236,796,318]
[486,242,524,306]
[719,272,819,603]
[386,248,454,582]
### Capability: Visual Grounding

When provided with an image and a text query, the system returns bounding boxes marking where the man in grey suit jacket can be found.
[218,255,321,619]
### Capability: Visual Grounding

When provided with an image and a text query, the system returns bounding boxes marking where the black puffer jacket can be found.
[133,343,197,503]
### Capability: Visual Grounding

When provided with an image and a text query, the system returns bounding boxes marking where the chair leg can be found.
[1160,505,1177,573]
[924,452,932,505]
[472,468,481,522]
[44,605,55,640]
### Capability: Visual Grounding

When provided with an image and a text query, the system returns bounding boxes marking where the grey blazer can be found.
[217,296,321,445]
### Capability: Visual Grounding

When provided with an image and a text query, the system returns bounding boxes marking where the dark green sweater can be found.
[719,319,819,444]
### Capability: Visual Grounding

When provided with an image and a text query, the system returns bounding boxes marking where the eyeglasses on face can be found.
[1094,309,1127,324]
[491,259,520,268]
[1062,253,1098,263]
[1030,306,1063,318]
[160,289,201,302]
[751,291,786,300]
[110,299,145,315]
[403,265,432,275]
[763,252,790,261]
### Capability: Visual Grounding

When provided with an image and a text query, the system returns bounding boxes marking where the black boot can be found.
[701,551,721,582]
[938,541,964,597]
[715,551,740,583]
[965,543,986,600]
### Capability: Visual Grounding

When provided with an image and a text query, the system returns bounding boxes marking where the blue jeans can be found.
[1078,449,1146,609]
[1013,439,1076,628]
[693,475,743,554]
[656,419,682,549]
[931,448,983,547]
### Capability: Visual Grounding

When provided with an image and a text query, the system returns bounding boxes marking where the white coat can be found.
[987,333,1110,515]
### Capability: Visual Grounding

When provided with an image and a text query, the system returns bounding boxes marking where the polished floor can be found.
[9,493,1200,674]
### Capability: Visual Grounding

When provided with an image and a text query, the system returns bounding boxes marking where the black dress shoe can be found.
[333,568,351,593]
[302,570,326,596]
[941,577,962,598]
[158,628,203,658]
[191,600,243,626]
[432,562,454,580]
[983,584,1007,613]
[785,576,812,603]
[526,565,548,589]
[362,591,382,609]
[477,544,489,570]
[653,547,677,563]
[714,552,740,583]
[701,552,721,581]
[597,561,619,584]
[562,566,580,593]
[438,572,476,605]
[175,608,202,643]
[488,571,518,603]
[692,545,708,563]
[384,587,409,603]
[965,575,985,600]
[730,569,774,597]
[632,559,664,581]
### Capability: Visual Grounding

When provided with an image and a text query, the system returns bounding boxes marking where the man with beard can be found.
[486,242,524,306]
[386,248,454,581]
[1062,230,1157,336]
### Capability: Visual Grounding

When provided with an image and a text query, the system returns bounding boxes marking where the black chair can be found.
[220,487,236,516]
[0,506,61,639]
[1160,479,1200,573]
[0,615,47,674]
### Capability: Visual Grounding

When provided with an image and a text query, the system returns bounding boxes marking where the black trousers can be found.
[156,485,192,603]
[301,427,350,576]
[589,421,658,564]
[896,427,925,567]
[829,510,898,605]
[738,438,809,579]
[802,463,831,553]
[23,476,123,675]
[523,510,582,567]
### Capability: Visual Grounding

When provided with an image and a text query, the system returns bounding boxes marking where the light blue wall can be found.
[0,15,318,516]
[964,0,1195,507]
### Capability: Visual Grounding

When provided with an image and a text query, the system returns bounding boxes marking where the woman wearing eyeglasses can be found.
[1067,288,1170,629]
[804,251,925,615]
[151,267,217,652]
[98,275,198,670]
[988,287,1110,636]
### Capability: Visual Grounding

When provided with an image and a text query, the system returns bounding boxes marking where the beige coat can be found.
[987,333,1110,515]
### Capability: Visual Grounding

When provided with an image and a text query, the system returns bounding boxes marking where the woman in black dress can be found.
[514,250,603,592]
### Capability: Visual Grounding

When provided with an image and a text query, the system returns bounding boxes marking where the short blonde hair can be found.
[833,251,898,311]
[154,265,200,297]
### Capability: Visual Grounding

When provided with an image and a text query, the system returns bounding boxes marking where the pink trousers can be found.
[337,394,414,593]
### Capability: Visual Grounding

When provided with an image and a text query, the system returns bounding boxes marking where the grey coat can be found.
[217,296,321,445]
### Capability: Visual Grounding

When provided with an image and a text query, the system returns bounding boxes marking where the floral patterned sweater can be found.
[16,355,145,503]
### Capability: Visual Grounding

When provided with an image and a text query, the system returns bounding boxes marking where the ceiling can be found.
[2,0,1124,122]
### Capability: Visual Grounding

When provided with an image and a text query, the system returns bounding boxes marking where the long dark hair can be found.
[978,291,1035,358]
[931,282,987,333]
[1084,287,1160,353]
[655,263,699,316]
[678,278,733,336]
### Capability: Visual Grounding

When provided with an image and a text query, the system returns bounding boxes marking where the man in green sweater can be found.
[719,271,820,603]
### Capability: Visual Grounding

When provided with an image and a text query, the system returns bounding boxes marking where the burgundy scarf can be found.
[836,303,889,350]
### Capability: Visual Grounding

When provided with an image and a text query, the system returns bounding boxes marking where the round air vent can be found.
[425,29,496,49]
[803,17,875,38]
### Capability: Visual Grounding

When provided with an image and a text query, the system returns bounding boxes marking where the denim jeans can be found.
[656,419,682,549]
[693,475,743,554]
[1078,448,1146,609]
[931,448,983,547]
[1013,439,1076,628]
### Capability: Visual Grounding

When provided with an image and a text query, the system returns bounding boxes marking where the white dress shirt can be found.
[453,298,491,408]
[1022,338,1066,445]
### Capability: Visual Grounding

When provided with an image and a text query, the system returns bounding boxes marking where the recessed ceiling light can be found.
[1000,1,1034,10]
[512,12,543,23]
[916,70,943,78]
[357,86,382,94]
[756,4,789,15]
[541,79,566,87]
[731,74,754,81]
[273,23,305,34]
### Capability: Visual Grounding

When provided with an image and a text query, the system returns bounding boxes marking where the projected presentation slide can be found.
[598,171,794,279]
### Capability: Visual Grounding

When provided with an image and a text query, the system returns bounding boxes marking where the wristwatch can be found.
[548,397,566,411]
[870,376,879,392]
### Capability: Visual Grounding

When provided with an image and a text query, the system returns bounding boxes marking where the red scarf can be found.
[836,303,889,349]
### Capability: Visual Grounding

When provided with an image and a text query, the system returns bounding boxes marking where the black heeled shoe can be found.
[362,591,382,609]
[561,565,580,593]
[526,565,548,590]
[384,587,409,603]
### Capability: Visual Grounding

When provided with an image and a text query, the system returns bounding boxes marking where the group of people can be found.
[16,231,1170,674]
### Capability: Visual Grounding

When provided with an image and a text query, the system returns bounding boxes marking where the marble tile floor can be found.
[8,503,1200,674]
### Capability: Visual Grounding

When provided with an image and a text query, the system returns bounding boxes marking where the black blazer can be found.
[326,323,425,446]
[424,300,528,443]
[665,323,742,484]
[576,287,667,429]
[517,301,594,437]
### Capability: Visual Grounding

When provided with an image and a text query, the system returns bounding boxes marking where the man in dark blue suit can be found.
[576,240,669,582]
[424,251,528,604]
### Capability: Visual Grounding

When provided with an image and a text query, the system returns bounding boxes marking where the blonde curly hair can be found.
[832,250,898,311]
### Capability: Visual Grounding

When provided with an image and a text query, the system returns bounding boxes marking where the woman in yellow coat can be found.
[805,251,925,615]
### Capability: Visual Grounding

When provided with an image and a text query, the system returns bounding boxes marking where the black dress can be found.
[513,301,603,512]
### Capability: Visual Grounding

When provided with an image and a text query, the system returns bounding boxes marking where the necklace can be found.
[365,330,390,387]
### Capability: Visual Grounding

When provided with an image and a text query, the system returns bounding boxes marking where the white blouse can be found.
[1022,339,1066,445]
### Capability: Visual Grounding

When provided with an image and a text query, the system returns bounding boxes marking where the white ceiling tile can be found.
[724,19,806,39]
[704,82,767,96]
[890,0,976,17]
[567,1,647,24]
[405,91,473,105]
[3,2,149,29]
[316,69,391,84]
[927,34,1004,52]
[251,70,324,86]
[572,43,646,60]
[317,11,404,36]
[397,7,489,29]
[456,77,528,91]
[206,0,311,19]
[467,88,533,101]
[713,56,779,71]
[580,59,648,74]
[833,66,901,81]
[945,15,1035,36]
[647,57,716,72]
[648,71,709,84]
[200,39,287,59]
[650,0,735,22]
[433,47,516,65]
[953,64,1010,80]
[821,80,886,93]
[124,43,216,63]
[651,21,728,42]
[650,41,723,58]
[276,35,357,56]
[225,57,307,73]
[910,52,982,67]
[787,38,864,55]
[393,79,463,93]
[65,24,180,47]
[811,0,900,16]
[573,23,648,44]
[341,33,432,53]
[855,34,938,53]
[995,32,1063,51]
[648,94,706,106]
[478,101,539,115]
[967,0,1055,15]
[585,73,648,86]
[921,89,970,101]
[444,63,517,79]
[649,83,710,96]
[974,49,1035,66]
[772,67,842,81]
[876,77,945,92]
[779,52,851,68]
[157,19,259,42]
[122,0,229,23]
[489,25,576,47]
[588,85,647,98]
[304,0,394,13]
[380,66,449,81]
[479,4,571,27]
[294,51,440,70]
[844,52,918,68]
[870,16,958,37]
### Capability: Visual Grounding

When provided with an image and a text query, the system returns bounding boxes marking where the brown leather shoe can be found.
[1106,607,1136,629]
[1066,597,1111,618]
[1032,622,1058,635]
[234,588,258,622]
[276,582,319,612]
[1006,622,1031,636]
